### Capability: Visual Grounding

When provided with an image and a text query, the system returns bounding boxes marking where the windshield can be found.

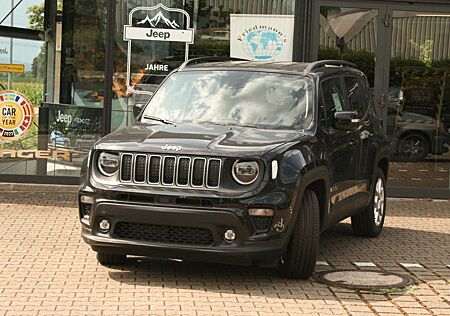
[142,70,313,129]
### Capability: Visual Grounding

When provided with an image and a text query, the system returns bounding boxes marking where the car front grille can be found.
[114,222,215,246]
[119,153,222,189]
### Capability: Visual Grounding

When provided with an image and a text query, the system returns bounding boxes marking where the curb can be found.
[0,183,78,193]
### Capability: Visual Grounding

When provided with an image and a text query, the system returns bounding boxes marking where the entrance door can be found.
[314,1,450,198]
[384,5,450,196]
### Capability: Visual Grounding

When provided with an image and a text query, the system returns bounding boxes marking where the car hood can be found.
[95,123,307,158]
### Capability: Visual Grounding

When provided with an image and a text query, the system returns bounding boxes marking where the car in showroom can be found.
[386,87,450,162]
[387,104,450,161]
[78,58,390,279]
[49,131,70,148]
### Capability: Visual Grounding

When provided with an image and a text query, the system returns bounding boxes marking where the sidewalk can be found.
[0,191,448,315]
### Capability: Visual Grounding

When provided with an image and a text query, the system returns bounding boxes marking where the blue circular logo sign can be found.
[242,29,285,60]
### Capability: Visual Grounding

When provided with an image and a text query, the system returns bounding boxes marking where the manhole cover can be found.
[315,270,416,291]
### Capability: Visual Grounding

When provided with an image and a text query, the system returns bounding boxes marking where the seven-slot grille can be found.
[119,153,222,188]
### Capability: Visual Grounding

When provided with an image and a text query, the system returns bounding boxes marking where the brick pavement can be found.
[0,191,449,316]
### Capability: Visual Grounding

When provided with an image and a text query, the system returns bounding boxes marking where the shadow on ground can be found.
[106,222,449,297]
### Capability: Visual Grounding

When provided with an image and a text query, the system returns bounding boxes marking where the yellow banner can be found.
[0,64,25,73]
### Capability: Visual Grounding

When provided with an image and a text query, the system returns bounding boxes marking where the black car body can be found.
[79,59,391,278]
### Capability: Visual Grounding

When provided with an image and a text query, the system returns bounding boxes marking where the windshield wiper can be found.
[142,115,176,126]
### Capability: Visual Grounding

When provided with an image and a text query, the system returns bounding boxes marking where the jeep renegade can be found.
[79,58,390,279]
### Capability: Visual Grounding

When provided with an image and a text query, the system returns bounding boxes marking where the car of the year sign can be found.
[78,58,390,279]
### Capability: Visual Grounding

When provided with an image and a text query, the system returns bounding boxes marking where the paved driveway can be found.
[0,191,449,315]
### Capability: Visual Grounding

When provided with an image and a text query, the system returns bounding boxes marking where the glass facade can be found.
[387,11,450,189]
[318,4,450,195]
[111,0,296,132]
[1,0,45,30]
[1,0,450,198]
[0,0,46,177]
[0,0,295,181]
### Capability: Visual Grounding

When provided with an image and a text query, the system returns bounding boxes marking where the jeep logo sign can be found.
[124,6,193,43]
[123,3,194,96]
[161,144,182,151]
[125,26,194,43]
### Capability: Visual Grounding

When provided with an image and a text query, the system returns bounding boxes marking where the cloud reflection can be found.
[145,71,312,129]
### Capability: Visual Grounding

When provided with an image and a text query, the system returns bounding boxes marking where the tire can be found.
[96,252,126,266]
[351,167,386,237]
[279,189,320,279]
[397,133,429,161]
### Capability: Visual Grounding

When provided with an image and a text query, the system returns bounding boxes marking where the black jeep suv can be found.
[79,59,390,279]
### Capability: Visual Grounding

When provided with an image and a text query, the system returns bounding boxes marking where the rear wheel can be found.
[279,189,320,279]
[351,167,386,237]
[96,252,126,266]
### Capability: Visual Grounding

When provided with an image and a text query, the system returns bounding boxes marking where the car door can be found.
[343,75,373,210]
[319,76,361,219]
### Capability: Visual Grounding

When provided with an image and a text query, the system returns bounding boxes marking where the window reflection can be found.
[388,11,450,189]
[143,71,312,129]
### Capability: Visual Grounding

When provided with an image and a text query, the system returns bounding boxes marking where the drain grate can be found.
[315,270,417,291]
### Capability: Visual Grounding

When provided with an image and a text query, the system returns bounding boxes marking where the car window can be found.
[344,76,366,115]
[320,77,348,128]
[144,71,313,130]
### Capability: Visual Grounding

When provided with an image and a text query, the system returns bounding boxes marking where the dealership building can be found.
[0,0,450,198]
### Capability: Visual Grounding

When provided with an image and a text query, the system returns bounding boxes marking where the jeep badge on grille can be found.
[161,144,182,151]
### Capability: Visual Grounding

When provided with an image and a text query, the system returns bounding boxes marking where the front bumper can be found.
[81,199,289,266]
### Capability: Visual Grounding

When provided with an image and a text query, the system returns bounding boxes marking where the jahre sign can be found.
[145,64,169,71]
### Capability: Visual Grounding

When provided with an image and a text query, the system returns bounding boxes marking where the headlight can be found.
[97,152,119,176]
[232,160,259,185]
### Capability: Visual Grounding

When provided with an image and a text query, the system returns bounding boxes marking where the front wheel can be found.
[351,168,386,237]
[279,189,320,279]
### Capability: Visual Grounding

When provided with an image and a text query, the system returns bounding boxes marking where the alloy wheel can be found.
[373,178,385,226]
[403,138,425,159]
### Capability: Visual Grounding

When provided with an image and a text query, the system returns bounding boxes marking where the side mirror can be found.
[133,103,146,119]
[334,111,360,131]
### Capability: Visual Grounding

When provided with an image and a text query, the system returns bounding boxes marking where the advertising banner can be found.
[230,14,294,62]
[46,103,102,139]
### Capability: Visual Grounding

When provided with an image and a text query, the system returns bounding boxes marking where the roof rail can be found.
[179,56,247,69]
[305,60,356,72]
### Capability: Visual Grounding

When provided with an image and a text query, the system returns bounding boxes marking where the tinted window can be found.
[320,77,348,128]
[345,76,366,114]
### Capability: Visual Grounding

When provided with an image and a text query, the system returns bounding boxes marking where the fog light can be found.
[224,229,236,243]
[99,219,110,233]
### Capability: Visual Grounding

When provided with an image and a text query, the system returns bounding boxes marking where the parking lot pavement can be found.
[0,191,449,316]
